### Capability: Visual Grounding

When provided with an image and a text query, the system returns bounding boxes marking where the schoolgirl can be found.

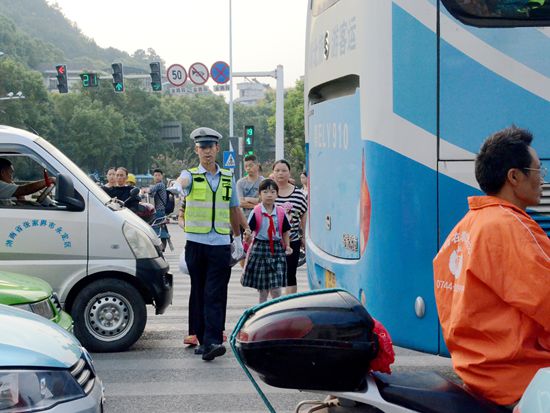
[241,179,293,303]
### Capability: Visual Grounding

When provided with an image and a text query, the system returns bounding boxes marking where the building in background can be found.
[235,79,271,106]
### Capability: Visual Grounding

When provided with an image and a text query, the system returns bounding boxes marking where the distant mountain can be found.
[0,0,162,73]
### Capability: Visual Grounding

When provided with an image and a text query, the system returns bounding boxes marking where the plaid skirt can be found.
[241,240,287,290]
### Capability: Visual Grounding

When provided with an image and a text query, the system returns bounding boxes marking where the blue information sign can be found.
[223,151,236,169]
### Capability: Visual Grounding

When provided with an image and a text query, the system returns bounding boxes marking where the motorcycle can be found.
[124,187,155,224]
[123,188,174,252]
[149,215,174,252]
[230,289,547,413]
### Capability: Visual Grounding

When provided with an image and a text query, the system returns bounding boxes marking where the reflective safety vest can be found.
[184,167,233,234]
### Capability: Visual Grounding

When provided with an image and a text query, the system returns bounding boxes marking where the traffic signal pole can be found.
[231,67,285,162]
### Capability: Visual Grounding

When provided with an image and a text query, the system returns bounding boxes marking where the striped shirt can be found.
[275,186,307,241]
[149,182,167,214]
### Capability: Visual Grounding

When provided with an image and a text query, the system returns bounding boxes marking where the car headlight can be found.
[9,304,32,313]
[0,369,84,412]
[12,299,55,320]
[123,222,158,259]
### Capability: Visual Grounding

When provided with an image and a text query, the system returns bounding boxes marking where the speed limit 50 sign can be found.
[167,64,187,87]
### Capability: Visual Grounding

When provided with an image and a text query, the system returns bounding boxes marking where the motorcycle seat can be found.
[372,371,510,413]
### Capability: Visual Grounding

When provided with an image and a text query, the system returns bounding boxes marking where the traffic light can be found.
[111,63,124,92]
[150,62,162,91]
[79,73,99,88]
[55,65,68,93]
[244,125,255,155]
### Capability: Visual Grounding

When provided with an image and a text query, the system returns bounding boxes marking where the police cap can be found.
[190,127,222,144]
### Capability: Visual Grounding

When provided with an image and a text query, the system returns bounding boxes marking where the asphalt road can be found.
[92,224,454,413]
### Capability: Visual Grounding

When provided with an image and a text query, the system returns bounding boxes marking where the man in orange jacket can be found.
[433,126,550,406]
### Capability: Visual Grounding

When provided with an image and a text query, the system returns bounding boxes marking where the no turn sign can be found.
[189,62,209,85]
[167,64,187,87]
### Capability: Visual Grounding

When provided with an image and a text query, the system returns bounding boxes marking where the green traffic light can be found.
[152,83,162,91]
[114,82,123,92]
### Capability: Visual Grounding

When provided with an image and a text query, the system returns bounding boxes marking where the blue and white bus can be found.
[304,0,550,354]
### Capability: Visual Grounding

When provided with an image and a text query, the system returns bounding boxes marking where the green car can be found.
[0,271,73,332]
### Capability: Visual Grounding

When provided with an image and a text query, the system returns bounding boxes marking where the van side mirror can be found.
[55,174,85,211]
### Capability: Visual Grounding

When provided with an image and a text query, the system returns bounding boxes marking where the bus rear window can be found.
[442,0,550,27]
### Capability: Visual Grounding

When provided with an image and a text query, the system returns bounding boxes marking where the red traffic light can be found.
[55,65,68,94]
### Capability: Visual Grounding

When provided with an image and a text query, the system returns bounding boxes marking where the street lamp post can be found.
[227,2,285,177]
[0,91,26,101]
[229,0,234,140]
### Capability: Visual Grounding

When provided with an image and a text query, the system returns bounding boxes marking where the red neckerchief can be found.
[263,212,276,254]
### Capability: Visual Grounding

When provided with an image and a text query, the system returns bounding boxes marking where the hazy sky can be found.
[46,0,308,88]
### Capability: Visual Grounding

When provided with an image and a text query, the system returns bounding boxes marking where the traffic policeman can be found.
[172,127,247,361]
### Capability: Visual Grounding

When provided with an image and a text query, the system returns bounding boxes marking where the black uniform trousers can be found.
[185,240,231,346]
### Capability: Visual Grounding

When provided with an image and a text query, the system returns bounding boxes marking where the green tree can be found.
[158,94,231,174]
[283,79,306,174]
[233,98,275,167]
[50,93,124,173]
[0,0,150,71]
[0,15,64,69]
[266,79,305,178]
[0,57,56,136]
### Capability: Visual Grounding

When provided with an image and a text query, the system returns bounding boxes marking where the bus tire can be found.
[72,278,147,352]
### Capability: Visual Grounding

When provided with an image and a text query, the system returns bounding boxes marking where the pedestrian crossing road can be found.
[92,224,453,413]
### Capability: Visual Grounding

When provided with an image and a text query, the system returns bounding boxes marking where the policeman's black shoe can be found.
[194,345,205,355]
[201,344,226,361]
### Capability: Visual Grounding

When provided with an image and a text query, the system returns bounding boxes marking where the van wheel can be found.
[72,278,146,352]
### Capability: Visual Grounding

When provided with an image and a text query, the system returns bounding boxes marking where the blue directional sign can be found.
[223,151,236,169]
[211,61,230,84]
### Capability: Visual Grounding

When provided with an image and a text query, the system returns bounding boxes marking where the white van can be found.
[0,126,173,352]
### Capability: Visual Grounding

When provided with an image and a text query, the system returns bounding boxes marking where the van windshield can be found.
[35,137,111,204]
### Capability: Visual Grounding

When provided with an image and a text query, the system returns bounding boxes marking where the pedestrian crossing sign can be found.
[223,151,236,169]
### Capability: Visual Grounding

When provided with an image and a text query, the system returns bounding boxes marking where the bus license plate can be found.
[325,270,336,288]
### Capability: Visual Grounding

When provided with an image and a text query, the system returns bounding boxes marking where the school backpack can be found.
[164,192,175,215]
[243,204,286,252]
[156,189,175,215]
